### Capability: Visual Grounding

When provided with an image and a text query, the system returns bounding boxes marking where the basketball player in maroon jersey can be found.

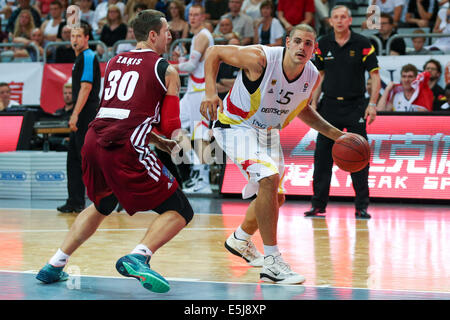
[36,10,193,294]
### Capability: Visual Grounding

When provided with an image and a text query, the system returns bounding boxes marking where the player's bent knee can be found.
[154,189,194,225]
[179,202,194,225]
[95,193,119,216]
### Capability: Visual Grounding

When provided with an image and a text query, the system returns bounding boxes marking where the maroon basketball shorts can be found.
[81,128,179,215]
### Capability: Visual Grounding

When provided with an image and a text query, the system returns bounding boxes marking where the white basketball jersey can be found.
[186,28,214,93]
[218,46,319,129]
[392,92,428,112]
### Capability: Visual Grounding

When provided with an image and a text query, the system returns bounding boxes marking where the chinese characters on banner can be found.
[221,116,450,200]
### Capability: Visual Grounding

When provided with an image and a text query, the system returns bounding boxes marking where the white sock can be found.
[131,244,153,257]
[234,225,251,241]
[263,245,280,257]
[48,248,70,267]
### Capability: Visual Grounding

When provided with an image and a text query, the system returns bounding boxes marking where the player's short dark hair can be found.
[73,21,91,37]
[0,82,9,88]
[401,63,418,77]
[424,59,442,74]
[50,0,62,8]
[130,9,166,42]
[380,12,393,24]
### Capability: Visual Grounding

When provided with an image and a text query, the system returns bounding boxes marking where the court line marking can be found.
[1,269,449,295]
[0,227,368,233]
[0,227,236,233]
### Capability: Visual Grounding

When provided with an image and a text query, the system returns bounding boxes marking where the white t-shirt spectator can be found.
[241,0,262,20]
[257,17,285,45]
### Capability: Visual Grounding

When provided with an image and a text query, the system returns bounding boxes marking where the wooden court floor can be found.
[0,197,449,300]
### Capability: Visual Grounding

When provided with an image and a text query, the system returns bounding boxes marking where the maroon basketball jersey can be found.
[90,49,168,147]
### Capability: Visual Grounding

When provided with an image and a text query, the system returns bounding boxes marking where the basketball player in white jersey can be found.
[172,4,214,193]
[201,24,345,284]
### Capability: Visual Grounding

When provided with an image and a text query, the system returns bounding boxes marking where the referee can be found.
[305,5,381,219]
[57,22,100,213]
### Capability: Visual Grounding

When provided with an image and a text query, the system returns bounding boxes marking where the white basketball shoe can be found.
[260,253,306,284]
[224,232,264,267]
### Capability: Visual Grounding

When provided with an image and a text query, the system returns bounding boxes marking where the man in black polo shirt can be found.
[306,5,381,219]
[57,22,100,213]
[370,13,406,56]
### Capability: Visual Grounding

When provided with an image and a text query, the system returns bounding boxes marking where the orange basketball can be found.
[332,133,370,173]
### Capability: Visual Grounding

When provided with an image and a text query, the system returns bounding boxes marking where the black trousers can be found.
[312,97,370,210]
[66,124,89,207]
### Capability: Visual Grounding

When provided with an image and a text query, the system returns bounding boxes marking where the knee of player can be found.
[94,193,119,216]
[178,202,194,225]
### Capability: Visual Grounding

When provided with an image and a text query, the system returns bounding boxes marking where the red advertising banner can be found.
[40,63,107,114]
[221,115,450,200]
[0,116,24,152]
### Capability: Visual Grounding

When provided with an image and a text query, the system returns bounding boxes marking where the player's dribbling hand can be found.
[200,94,223,121]
[154,136,181,155]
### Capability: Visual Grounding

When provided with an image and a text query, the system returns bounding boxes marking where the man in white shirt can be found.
[0,82,20,111]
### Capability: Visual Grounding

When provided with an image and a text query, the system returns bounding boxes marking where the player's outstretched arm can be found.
[201,45,266,121]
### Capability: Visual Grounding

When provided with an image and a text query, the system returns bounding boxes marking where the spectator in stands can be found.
[407,29,432,54]
[92,0,125,34]
[1,0,16,21]
[97,4,127,57]
[205,0,229,27]
[124,0,154,23]
[277,0,315,33]
[27,27,45,60]
[214,0,254,45]
[168,0,189,41]
[213,16,240,44]
[78,0,95,27]
[155,0,168,14]
[54,24,75,62]
[425,5,450,53]
[366,0,406,28]
[40,0,63,42]
[48,82,73,151]
[36,0,54,18]
[0,82,19,111]
[241,0,263,20]
[405,0,438,28]
[423,59,447,111]
[53,82,73,120]
[0,17,9,43]
[315,0,331,35]
[253,0,284,46]
[6,0,41,34]
[370,12,406,55]
[436,83,450,112]
[115,25,136,53]
[10,8,35,59]
[377,64,433,112]
[185,0,205,22]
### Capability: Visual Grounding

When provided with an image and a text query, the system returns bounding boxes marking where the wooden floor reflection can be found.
[0,198,449,295]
